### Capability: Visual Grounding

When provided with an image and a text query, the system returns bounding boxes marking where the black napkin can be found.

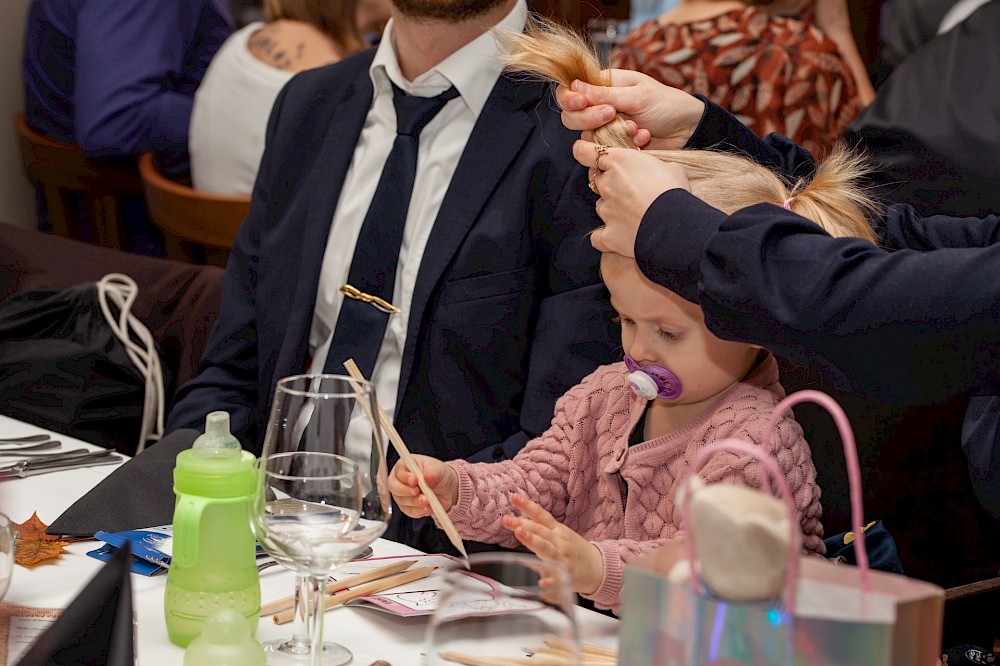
[18,543,134,665]
[47,429,198,537]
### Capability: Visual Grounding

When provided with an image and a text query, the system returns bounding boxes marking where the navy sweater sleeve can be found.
[636,189,1000,406]
[74,0,232,171]
[684,96,816,181]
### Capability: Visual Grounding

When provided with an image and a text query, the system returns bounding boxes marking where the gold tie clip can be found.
[339,284,401,314]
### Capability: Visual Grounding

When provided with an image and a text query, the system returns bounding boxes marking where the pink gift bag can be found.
[619,390,945,666]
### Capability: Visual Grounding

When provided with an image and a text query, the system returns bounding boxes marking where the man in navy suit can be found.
[166,0,617,552]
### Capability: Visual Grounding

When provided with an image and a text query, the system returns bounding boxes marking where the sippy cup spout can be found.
[191,411,241,458]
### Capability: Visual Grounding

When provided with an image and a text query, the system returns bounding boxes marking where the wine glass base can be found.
[261,639,352,666]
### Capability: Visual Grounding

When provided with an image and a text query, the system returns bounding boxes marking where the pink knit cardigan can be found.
[445,353,824,614]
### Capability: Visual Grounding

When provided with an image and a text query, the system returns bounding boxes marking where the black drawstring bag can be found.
[0,277,169,455]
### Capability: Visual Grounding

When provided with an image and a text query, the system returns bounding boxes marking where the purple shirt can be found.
[23,0,234,175]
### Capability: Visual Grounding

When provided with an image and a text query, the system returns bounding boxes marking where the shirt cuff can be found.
[635,188,728,305]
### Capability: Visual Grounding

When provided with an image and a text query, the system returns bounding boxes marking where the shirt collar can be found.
[368,0,528,118]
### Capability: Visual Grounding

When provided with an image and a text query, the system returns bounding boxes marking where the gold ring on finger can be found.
[589,175,601,197]
[595,144,610,171]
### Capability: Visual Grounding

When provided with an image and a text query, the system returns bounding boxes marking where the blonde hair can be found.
[499,16,881,246]
[265,0,367,54]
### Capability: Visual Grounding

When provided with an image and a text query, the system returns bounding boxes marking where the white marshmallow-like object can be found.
[678,476,798,602]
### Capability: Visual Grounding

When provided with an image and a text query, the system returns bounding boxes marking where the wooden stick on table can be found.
[259,558,418,616]
[272,566,435,624]
[438,652,613,666]
[343,359,470,565]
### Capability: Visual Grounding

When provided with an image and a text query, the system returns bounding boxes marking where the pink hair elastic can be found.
[782,197,795,210]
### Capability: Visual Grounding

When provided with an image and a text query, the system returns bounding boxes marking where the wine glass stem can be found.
[289,574,311,647]
[308,574,326,666]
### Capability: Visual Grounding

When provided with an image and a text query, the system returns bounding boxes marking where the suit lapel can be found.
[273,67,375,382]
[396,75,545,410]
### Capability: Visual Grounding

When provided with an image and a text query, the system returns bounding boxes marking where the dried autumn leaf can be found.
[13,512,69,567]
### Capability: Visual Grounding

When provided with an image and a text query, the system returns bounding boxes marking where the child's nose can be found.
[629,331,658,365]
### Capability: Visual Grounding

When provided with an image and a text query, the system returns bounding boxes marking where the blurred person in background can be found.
[612,0,874,157]
[23,0,234,176]
[189,0,392,195]
[22,0,234,254]
[848,0,1000,218]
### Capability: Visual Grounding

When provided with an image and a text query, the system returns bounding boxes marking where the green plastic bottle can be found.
[164,411,261,647]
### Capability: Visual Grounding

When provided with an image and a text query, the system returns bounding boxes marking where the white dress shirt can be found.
[308,1,528,459]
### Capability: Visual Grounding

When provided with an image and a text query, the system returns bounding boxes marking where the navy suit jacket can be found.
[166,49,619,551]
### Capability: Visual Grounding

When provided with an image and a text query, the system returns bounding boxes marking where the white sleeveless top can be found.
[189,22,294,195]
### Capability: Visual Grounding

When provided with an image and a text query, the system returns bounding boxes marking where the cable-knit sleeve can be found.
[589,536,679,615]
[442,371,604,548]
[695,407,826,556]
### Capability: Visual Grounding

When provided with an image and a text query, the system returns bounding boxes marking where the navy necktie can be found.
[323,83,460,379]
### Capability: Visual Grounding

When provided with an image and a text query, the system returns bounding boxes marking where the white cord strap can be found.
[96,273,165,454]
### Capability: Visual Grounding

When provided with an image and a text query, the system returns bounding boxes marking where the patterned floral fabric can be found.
[612,6,861,157]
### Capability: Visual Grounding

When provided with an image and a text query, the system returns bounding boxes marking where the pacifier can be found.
[624,355,682,401]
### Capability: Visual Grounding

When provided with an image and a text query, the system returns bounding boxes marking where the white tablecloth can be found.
[0,416,620,665]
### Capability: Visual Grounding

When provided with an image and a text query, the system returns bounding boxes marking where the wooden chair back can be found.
[15,113,142,251]
[138,152,250,267]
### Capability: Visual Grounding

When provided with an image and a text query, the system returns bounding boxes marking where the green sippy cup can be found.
[164,411,261,647]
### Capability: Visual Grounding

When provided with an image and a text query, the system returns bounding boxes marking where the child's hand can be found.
[502,494,604,596]
[387,455,459,518]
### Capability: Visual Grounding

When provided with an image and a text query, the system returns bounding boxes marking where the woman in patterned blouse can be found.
[612,0,875,157]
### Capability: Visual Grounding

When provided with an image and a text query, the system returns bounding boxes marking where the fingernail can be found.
[600,107,615,122]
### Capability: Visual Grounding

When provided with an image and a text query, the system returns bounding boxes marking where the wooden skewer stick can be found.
[546,639,618,660]
[438,652,612,666]
[273,566,434,624]
[343,359,470,565]
[532,647,616,665]
[259,558,418,616]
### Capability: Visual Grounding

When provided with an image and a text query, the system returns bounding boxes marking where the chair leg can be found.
[42,186,72,239]
[86,194,126,251]
[204,247,229,268]
[164,235,201,264]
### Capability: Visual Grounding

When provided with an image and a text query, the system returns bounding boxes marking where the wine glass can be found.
[251,374,392,666]
[0,513,12,600]
[425,552,581,665]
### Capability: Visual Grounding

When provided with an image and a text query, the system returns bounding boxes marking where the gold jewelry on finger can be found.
[589,175,601,197]
[595,144,610,171]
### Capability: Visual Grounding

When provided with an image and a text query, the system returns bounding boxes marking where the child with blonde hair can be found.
[388,17,880,615]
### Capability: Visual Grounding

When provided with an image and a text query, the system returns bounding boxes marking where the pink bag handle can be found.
[680,439,801,612]
[762,390,871,590]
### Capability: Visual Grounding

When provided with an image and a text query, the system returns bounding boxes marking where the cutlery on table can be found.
[0,441,62,453]
[0,434,51,443]
[0,451,121,479]
[0,449,108,466]
[0,448,94,459]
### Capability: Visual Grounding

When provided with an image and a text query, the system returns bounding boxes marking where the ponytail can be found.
[785,146,881,245]
[499,16,633,150]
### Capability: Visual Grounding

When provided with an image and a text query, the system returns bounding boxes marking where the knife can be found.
[0,451,122,479]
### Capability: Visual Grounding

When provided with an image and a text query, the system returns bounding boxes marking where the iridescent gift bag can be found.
[619,390,945,666]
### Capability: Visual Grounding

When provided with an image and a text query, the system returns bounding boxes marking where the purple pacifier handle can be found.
[624,355,682,400]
